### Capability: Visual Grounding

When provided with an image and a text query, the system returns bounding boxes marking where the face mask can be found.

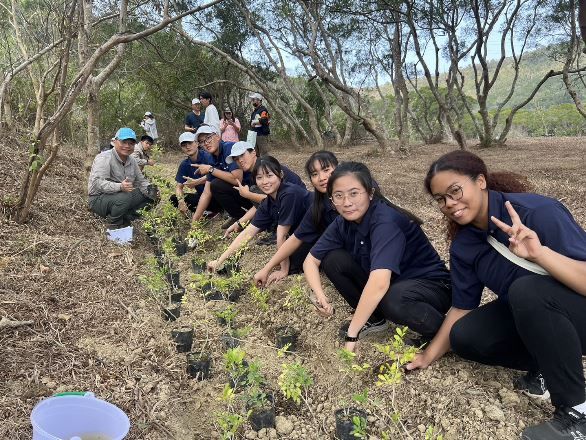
[253,102,259,108]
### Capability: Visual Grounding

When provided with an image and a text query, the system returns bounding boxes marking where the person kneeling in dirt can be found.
[131,135,155,172]
[170,132,220,216]
[207,156,312,275]
[88,127,158,228]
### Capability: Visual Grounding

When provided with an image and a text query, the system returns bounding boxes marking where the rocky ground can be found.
[1,137,585,439]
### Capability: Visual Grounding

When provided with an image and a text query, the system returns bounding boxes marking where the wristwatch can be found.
[208,167,215,175]
[344,332,359,342]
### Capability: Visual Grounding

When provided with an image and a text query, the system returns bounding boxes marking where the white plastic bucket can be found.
[31,392,130,440]
[106,226,133,244]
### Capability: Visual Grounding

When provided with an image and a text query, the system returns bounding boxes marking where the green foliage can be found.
[216,305,238,327]
[278,362,313,404]
[351,415,368,439]
[283,275,308,309]
[337,348,371,373]
[138,257,167,296]
[187,220,214,250]
[374,326,417,387]
[425,425,444,440]
[224,347,246,372]
[249,283,269,311]
[216,411,245,440]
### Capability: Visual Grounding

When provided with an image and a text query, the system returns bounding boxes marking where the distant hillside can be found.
[457,45,574,110]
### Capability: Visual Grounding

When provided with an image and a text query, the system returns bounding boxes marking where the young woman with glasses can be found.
[303,161,451,352]
[407,150,586,440]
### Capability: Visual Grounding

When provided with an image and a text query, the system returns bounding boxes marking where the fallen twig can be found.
[0,317,34,329]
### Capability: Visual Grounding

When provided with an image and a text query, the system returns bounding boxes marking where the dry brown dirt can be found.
[0,136,585,439]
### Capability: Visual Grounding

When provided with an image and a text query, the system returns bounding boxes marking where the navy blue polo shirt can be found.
[311,199,449,281]
[294,198,338,243]
[241,165,305,188]
[251,182,312,231]
[175,150,214,195]
[450,190,586,310]
[207,141,238,182]
[185,111,204,130]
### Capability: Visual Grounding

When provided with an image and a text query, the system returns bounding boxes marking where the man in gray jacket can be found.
[88,127,156,228]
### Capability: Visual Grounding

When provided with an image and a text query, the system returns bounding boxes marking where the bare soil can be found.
[1,137,585,439]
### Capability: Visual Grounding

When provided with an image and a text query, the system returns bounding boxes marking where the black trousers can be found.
[321,249,451,339]
[169,193,222,214]
[210,178,253,219]
[450,275,586,408]
[288,241,314,275]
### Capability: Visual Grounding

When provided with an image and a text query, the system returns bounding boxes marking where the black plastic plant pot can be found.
[225,289,241,303]
[275,326,299,352]
[162,302,181,321]
[174,240,188,256]
[228,360,249,389]
[166,271,180,287]
[171,326,193,353]
[246,394,275,431]
[201,282,214,293]
[217,262,240,277]
[186,352,211,381]
[192,259,206,274]
[147,233,159,246]
[222,333,241,349]
[334,408,367,440]
[204,290,224,301]
[170,286,186,303]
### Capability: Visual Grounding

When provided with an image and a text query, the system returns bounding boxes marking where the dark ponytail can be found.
[328,161,423,225]
[424,150,532,241]
[304,151,339,232]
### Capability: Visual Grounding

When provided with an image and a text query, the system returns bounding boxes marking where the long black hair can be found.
[304,151,338,232]
[328,161,423,225]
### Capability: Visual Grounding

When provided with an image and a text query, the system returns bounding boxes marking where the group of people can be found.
[87,100,586,439]
[184,91,270,154]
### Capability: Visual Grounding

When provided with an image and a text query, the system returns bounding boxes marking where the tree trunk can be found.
[85,82,100,171]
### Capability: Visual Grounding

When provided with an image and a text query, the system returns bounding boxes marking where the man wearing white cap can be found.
[88,127,156,228]
[170,132,219,215]
[189,124,240,222]
[185,98,204,133]
[216,141,305,234]
[249,92,270,154]
[140,112,158,142]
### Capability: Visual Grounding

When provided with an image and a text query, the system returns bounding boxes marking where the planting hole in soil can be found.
[246,392,275,431]
[221,333,241,349]
[170,286,186,303]
[217,261,240,277]
[275,326,299,352]
[335,407,368,440]
[186,352,211,381]
[162,302,181,321]
[171,326,193,353]
[204,290,224,301]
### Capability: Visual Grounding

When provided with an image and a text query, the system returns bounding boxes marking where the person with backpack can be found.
[249,92,270,155]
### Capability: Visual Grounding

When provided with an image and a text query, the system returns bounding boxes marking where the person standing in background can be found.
[140,112,158,143]
[249,92,270,155]
[185,98,205,133]
[220,108,241,142]
[199,91,220,132]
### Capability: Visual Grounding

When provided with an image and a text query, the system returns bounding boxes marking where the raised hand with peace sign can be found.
[490,200,544,261]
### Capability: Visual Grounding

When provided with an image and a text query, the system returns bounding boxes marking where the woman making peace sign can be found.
[408,150,586,440]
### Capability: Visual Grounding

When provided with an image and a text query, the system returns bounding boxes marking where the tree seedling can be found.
[278,362,313,405]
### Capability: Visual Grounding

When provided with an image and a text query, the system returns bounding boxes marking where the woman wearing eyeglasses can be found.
[303,161,451,352]
[406,150,586,440]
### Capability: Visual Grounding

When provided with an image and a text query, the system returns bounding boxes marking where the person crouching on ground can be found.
[207,156,312,274]
[131,135,155,171]
[303,162,452,352]
[407,150,586,440]
[169,132,216,216]
[88,127,157,228]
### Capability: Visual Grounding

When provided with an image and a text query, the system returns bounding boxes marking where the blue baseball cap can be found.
[115,127,137,141]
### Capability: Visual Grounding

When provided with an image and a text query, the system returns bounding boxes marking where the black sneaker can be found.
[222,217,238,229]
[338,319,390,339]
[514,371,550,400]
[521,407,586,440]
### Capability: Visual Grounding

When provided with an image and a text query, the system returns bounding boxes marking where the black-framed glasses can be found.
[330,190,366,206]
[198,134,214,147]
[431,178,475,208]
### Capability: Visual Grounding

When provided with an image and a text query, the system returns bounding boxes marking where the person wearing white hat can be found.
[169,132,219,215]
[249,92,270,154]
[188,124,241,222]
[140,111,158,142]
[185,98,204,133]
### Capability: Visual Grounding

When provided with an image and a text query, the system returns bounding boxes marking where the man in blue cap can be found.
[88,127,157,228]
